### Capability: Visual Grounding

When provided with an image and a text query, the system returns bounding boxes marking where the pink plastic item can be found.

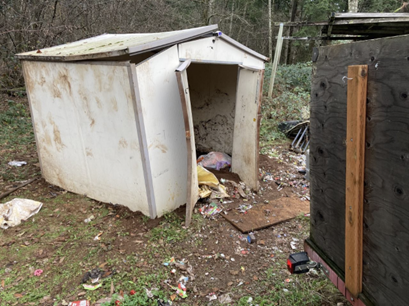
[34,269,43,276]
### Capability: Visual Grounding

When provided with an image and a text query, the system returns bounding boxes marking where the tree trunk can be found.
[268,0,272,61]
[229,0,235,35]
[284,0,298,65]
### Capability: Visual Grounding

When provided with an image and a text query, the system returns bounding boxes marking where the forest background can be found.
[0,0,407,90]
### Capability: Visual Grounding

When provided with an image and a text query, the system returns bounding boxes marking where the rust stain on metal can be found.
[111,98,118,112]
[57,68,72,94]
[95,97,102,109]
[154,143,168,153]
[86,148,93,157]
[48,117,65,152]
[118,138,128,148]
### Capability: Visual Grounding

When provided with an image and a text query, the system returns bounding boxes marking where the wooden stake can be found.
[267,23,284,98]
[0,177,38,201]
[345,65,368,297]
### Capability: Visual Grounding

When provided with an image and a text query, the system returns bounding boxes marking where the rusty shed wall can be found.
[187,63,238,155]
[22,60,150,215]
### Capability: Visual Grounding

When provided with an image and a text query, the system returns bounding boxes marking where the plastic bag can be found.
[0,198,43,229]
[197,152,231,170]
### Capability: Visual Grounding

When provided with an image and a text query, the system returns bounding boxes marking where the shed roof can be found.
[17,25,268,62]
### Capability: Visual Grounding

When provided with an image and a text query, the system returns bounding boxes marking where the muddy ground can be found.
[0,95,346,306]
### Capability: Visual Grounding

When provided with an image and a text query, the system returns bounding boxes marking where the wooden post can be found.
[267,23,284,98]
[345,65,368,298]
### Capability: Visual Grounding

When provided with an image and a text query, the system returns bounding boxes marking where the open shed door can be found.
[175,60,199,227]
[232,66,263,190]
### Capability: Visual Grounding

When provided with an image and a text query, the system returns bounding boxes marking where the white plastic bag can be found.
[0,198,43,229]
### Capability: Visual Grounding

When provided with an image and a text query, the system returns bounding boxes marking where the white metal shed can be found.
[17,25,268,225]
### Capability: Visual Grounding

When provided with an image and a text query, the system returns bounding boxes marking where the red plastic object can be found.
[130,290,136,295]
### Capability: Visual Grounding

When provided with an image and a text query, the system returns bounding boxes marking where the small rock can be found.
[229,270,239,275]
[227,282,233,286]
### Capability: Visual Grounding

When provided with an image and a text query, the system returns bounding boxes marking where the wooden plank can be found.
[267,23,284,98]
[175,64,198,227]
[0,178,39,200]
[222,196,309,233]
[345,65,368,298]
[334,12,409,19]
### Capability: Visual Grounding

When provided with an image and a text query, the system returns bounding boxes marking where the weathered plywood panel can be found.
[178,37,265,69]
[175,64,199,227]
[187,64,238,155]
[231,68,262,190]
[134,46,187,217]
[22,61,149,215]
[311,34,409,306]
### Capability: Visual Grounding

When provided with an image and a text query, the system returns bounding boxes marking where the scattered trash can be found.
[237,204,252,213]
[157,299,171,306]
[247,297,253,303]
[8,161,27,167]
[34,269,43,276]
[81,268,114,284]
[93,232,103,241]
[68,301,90,306]
[199,203,222,218]
[283,288,289,292]
[218,293,233,304]
[197,152,232,170]
[83,283,102,290]
[197,166,229,199]
[0,198,43,229]
[247,233,257,244]
[206,293,217,301]
[84,215,95,223]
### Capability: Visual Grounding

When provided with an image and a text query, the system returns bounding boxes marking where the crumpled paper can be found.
[0,198,43,229]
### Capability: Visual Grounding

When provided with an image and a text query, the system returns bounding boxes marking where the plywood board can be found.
[22,61,149,215]
[134,46,187,217]
[222,196,309,233]
[345,65,367,298]
[231,68,262,190]
[311,34,409,305]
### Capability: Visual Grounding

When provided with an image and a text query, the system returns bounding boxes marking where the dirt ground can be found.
[0,94,346,306]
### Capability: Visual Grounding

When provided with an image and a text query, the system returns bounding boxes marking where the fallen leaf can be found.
[227,282,233,286]
[77,291,86,297]
[14,293,23,298]
[1,280,4,287]
[59,257,65,264]
[110,281,114,296]
[229,270,239,275]
[253,276,258,281]
[170,294,177,301]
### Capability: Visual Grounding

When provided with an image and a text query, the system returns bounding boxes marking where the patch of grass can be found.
[149,212,187,243]
[260,62,311,149]
[0,98,38,182]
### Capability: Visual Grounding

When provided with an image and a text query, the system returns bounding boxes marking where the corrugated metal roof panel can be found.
[17,25,218,61]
